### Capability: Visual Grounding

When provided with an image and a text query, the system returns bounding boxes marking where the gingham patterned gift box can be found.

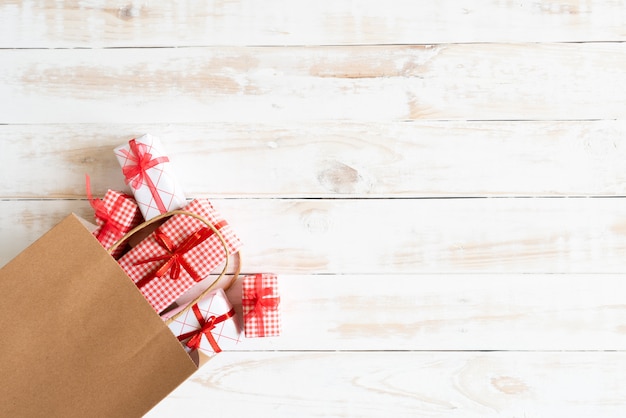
[165,288,241,357]
[117,198,243,313]
[114,134,187,221]
[242,273,282,338]
[90,189,143,259]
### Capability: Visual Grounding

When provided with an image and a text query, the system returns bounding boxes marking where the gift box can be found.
[242,273,282,338]
[88,187,143,258]
[114,134,187,221]
[166,288,241,357]
[117,198,243,313]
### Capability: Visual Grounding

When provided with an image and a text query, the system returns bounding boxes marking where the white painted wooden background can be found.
[1,1,626,416]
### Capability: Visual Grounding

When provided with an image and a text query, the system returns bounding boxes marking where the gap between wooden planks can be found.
[145,351,626,418]
[3,198,626,275]
[2,121,626,198]
[1,43,624,123]
[2,0,625,47]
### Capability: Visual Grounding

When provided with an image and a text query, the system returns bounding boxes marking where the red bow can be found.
[243,274,281,337]
[85,174,127,239]
[177,304,236,353]
[135,220,228,288]
[121,139,169,213]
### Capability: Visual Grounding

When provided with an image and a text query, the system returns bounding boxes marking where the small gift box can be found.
[114,134,187,221]
[86,178,143,258]
[166,288,241,357]
[242,273,282,338]
[117,198,243,313]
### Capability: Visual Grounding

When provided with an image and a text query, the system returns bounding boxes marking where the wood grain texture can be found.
[3,198,626,275]
[2,0,626,415]
[1,43,624,123]
[3,121,626,198]
[219,273,626,351]
[2,0,625,47]
[4,200,626,351]
[146,351,626,418]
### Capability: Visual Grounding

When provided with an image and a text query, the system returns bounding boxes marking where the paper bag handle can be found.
[108,209,241,325]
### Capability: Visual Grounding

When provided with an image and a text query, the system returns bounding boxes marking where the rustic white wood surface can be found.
[1,1,626,417]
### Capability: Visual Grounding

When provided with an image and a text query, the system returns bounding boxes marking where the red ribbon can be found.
[121,139,170,214]
[243,274,281,337]
[177,304,236,353]
[135,220,228,288]
[85,174,128,240]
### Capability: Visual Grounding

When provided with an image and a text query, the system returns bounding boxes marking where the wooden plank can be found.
[217,273,626,351]
[2,0,625,47]
[4,195,626,350]
[1,43,624,123]
[3,198,626,274]
[3,121,626,198]
[146,351,626,417]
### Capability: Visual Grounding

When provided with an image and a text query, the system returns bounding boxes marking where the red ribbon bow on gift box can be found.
[177,304,236,353]
[135,220,228,287]
[243,274,281,337]
[85,175,127,239]
[121,139,170,214]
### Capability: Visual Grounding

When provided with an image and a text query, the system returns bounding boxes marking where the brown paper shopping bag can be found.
[0,214,199,417]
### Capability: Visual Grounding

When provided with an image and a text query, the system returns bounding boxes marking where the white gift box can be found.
[166,288,242,357]
[114,134,187,220]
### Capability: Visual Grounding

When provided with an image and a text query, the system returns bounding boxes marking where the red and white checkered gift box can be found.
[117,198,243,313]
[114,134,187,221]
[165,288,241,357]
[242,273,281,338]
[89,189,143,259]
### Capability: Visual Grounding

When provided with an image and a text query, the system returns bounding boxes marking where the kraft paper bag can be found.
[0,214,198,417]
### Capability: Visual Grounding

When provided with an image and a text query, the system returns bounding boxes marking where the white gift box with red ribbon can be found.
[165,288,242,357]
[114,134,187,221]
